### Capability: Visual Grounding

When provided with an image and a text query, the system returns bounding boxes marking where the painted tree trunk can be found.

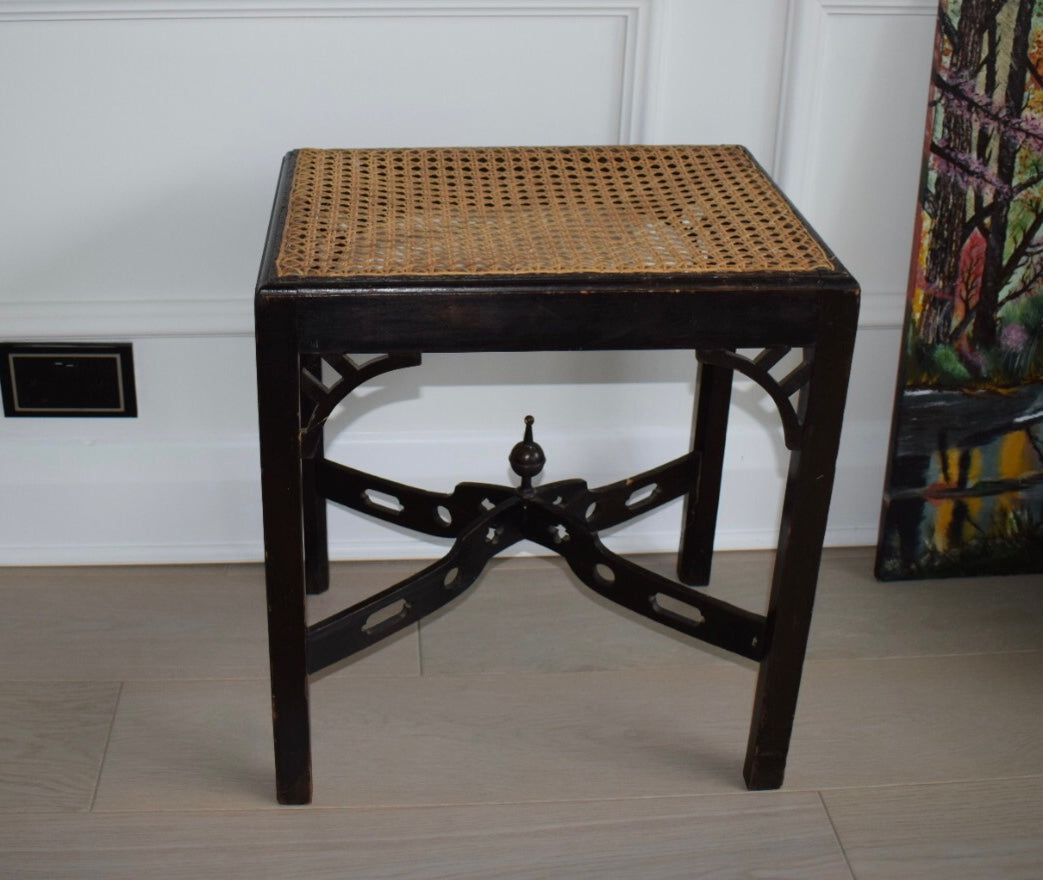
[877,0,1043,580]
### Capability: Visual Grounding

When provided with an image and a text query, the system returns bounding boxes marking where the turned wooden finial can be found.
[509,415,546,491]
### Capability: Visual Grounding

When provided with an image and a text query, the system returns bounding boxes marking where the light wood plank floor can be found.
[0,548,1040,878]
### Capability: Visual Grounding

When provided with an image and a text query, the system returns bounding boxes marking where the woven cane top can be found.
[273,145,835,279]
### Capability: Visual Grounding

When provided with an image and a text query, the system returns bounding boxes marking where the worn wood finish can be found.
[254,145,859,803]
[744,292,860,789]
[287,285,826,354]
[300,355,329,596]
[255,297,312,805]
[678,357,734,586]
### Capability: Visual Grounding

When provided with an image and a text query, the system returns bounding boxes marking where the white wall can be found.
[0,0,937,564]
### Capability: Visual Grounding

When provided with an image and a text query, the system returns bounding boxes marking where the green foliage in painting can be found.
[878,0,1043,580]
[908,0,1043,390]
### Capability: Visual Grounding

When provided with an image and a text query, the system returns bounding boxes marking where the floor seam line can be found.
[89,681,123,812]
[818,789,859,880]
[416,621,425,676]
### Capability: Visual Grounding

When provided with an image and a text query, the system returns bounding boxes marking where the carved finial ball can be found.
[509,415,545,479]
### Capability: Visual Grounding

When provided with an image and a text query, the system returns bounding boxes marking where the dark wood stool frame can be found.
[256,148,859,805]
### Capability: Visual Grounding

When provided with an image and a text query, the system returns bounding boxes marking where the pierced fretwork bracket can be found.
[306,476,766,672]
[697,347,813,450]
[307,426,767,672]
[307,497,524,673]
[316,458,517,538]
[522,501,766,661]
[315,450,699,541]
[300,353,422,458]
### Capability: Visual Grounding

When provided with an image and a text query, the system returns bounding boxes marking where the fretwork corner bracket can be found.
[697,347,814,450]
[299,352,422,458]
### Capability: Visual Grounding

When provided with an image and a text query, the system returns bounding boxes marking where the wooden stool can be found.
[255,145,859,804]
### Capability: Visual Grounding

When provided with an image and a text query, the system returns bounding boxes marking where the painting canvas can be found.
[877,0,1043,579]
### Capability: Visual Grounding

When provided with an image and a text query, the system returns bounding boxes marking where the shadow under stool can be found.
[254,145,859,804]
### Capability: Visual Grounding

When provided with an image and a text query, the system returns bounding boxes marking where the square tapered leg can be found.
[256,297,312,805]
[678,356,734,586]
[301,355,330,597]
[743,296,858,789]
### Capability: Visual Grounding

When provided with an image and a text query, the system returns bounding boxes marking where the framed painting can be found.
[877,0,1043,579]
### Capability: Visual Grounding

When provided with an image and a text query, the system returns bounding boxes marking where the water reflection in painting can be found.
[877,0,1043,579]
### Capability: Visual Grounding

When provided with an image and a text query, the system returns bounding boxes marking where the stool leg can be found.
[301,356,330,596]
[678,356,733,586]
[743,296,857,790]
[256,298,312,805]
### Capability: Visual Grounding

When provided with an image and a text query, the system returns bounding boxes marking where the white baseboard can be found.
[0,424,886,566]
[0,526,880,567]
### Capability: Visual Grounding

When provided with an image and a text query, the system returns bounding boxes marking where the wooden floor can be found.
[1,547,1041,878]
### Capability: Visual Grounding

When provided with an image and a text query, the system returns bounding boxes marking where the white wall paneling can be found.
[646,0,790,160]
[0,0,936,564]
[768,0,940,574]
[0,0,660,338]
[775,0,938,328]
